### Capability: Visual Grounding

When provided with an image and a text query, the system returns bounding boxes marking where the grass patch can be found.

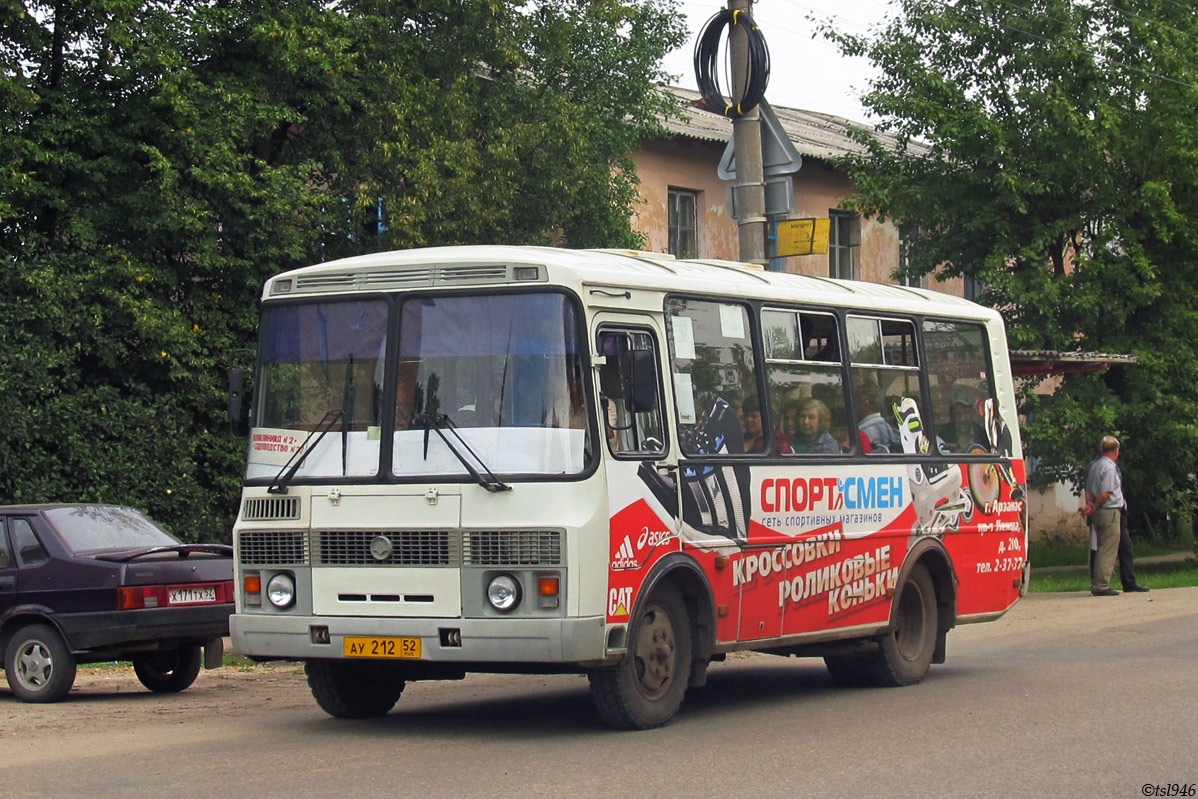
[1029,556,1198,593]
[1029,537,1192,568]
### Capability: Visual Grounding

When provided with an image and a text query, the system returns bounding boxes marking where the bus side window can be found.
[923,320,994,454]
[666,298,758,457]
[762,309,850,455]
[597,330,665,456]
[847,316,924,455]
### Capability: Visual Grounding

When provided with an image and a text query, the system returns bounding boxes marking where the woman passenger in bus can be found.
[740,395,792,454]
[790,397,840,454]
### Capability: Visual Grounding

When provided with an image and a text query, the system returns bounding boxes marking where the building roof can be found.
[1009,350,1139,377]
[657,86,928,162]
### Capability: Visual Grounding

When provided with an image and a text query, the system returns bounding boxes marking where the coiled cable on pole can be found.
[693,7,770,118]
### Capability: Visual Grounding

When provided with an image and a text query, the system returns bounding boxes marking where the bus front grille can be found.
[316,530,457,566]
[464,530,563,566]
[238,530,309,565]
[237,529,565,568]
[241,497,301,521]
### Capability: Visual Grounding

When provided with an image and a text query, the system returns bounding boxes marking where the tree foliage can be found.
[829,0,1198,532]
[0,0,685,541]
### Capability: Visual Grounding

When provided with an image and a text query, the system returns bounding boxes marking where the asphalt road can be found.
[2,587,1195,799]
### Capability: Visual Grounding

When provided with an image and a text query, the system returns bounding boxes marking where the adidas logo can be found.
[615,536,635,560]
[611,536,640,569]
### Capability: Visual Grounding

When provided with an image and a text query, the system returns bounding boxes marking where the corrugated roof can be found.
[657,86,928,162]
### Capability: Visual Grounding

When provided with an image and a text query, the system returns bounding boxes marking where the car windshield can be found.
[43,506,180,554]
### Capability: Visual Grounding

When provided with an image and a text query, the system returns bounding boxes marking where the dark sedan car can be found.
[0,504,233,703]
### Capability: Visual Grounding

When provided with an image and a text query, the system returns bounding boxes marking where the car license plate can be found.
[344,636,422,659]
[167,586,218,605]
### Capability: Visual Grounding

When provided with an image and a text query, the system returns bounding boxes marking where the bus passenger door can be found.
[594,323,681,628]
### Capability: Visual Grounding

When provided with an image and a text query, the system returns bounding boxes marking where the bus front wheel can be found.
[306,659,405,719]
[588,586,692,730]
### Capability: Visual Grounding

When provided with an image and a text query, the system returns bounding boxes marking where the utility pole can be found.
[729,0,767,267]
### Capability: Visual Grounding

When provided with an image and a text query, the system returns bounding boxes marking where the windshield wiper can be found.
[267,409,344,494]
[416,412,511,493]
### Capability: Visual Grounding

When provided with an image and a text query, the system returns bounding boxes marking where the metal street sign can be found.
[717,99,803,180]
[777,218,830,257]
[727,176,793,220]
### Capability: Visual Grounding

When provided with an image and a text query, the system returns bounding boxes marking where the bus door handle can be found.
[0,576,13,591]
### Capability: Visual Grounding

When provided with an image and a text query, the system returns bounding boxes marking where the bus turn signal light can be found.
[538,576,560,609]
[244,572,262,606]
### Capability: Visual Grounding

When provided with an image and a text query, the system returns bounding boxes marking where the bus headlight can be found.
[487,575,521,612]
[266,573,296,609]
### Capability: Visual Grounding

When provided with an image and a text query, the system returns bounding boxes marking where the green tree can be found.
[0,0,685,541]
[828,0,1198,534]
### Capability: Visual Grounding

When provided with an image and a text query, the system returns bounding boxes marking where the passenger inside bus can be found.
[739,395,792,454]
[789,397,840,454]
[939,393,988,453]
[856,382,900,453]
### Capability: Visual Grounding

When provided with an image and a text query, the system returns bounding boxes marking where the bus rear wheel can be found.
[589,586,691,730]
[824,562,938,688]
[873,562,938,686]
[306,660,406,719]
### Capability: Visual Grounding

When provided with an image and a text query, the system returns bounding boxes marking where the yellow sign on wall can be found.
[777,218,830,257]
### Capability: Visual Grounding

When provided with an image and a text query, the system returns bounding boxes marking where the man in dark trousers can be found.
[1083,436,1150,594]
[1089,507,1150,593]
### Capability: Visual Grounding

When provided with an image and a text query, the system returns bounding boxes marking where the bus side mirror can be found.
[627,350,659,413]
[228,367,251,439]
[598,359,625,401]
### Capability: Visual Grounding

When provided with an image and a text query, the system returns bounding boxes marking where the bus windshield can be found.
[247,292,590,482]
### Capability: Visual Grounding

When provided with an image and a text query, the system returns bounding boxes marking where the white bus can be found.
[229,245,1027,729]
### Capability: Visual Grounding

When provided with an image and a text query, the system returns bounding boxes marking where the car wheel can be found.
[588,585,692,730]
[306,660,406,719]
[133,643,203,693]
[4,624,77,703]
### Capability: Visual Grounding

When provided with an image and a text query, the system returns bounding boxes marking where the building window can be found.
[829,212,859,280]
[964,273,986,302]
[898,230,926,288]
[668,188,698,259]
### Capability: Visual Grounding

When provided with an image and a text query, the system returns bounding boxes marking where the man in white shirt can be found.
[1082,436,1124,596]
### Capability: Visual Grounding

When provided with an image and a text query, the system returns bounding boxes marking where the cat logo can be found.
[608,586,634,617]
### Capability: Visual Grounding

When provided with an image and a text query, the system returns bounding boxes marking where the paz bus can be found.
[228,245,1027,729]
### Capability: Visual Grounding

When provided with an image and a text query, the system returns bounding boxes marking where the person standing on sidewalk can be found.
[1082,436,1125,596]
[1088,502,1151,593]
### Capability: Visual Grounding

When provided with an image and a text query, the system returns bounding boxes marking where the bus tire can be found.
[133,643,203,693]
[870,562,938,686]
[305,660,405,719]
[588,586,691,730]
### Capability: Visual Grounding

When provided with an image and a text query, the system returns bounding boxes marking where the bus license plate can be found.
[343,637,422,659]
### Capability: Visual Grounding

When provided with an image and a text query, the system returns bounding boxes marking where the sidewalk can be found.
[1030,550,1195,575]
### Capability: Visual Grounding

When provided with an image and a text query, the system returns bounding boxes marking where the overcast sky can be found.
[660,0,898,124]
